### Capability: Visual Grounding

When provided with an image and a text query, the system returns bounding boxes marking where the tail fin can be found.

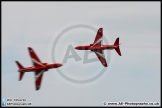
[15,61,25,81]
[114,37,119,46]
[115,47,122,56]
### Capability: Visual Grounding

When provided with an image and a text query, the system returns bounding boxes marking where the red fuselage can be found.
[75,44,118,51]
[18,63,62,72]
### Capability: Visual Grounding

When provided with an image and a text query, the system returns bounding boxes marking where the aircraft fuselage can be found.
[75,44,118,51]
[18,63,62,72]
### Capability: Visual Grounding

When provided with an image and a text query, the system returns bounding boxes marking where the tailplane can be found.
[115,47,122,56]
[15,61,25,81]
[15,61,24,69]
[114,37,122,56]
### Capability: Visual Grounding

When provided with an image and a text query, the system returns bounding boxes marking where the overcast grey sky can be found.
[2,2,160,106]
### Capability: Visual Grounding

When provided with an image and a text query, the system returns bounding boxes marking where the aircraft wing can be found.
[92,28,103,47]
[28,47,44,67]
[94,49,107,67]
[34,69,45,90]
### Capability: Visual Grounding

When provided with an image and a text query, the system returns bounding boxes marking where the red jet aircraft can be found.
[15,47,63,90]
[75,28,121,67]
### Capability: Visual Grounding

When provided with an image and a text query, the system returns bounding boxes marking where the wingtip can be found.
[28,47,32,50]
[102,63,108,67]
[19,78,22,81]
[28,47,34,52]
[36,85,41,91]
[35,88,39,91]
[99,28,103,31]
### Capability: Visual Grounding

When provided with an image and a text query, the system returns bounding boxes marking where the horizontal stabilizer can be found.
[115,47,122,56]
[15,61,24,69]
[15,61,25,81]
[19,72,25,81]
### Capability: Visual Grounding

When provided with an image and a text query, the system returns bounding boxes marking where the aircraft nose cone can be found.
[75,46,78,49]
[75,46,80,50]
[59,63,63,67]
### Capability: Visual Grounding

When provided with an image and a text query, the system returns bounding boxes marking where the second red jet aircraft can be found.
[15,47,63,90]
[75,28,121,67]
